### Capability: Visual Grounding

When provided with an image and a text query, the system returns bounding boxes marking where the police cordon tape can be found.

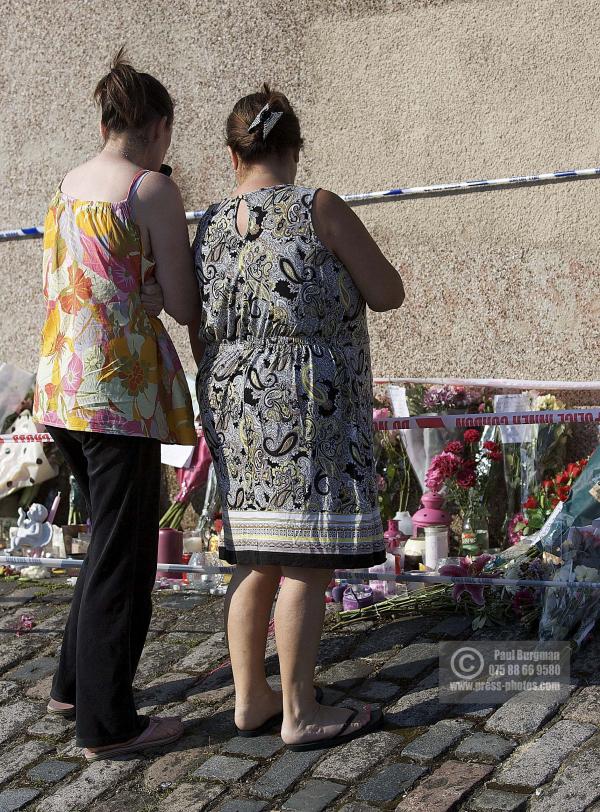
[1,555,599,590]
[4,164,600,242]
[2,407,600,444]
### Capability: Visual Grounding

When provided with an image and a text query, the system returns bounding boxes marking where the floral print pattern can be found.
[33,180,196,445]
[193,185,384,568]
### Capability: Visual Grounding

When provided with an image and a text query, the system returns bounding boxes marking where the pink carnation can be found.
[425,451,461,493]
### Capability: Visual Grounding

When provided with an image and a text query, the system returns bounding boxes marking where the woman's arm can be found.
[188,313,206,367]
[312,190,405,313]
[133,173,201,325]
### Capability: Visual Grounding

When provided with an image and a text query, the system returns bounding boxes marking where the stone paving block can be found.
[35,758,141,811]
[281,780,344,811]
[394,759,493,812]
[143,742,210,791]
[0,681,18,703]
[0,700,42,745]
[316,634,358,667]
[425,615,473,638]
[386,688,450,727]
[0,588,41,609]
[316,658,377,690]
[223,735,283,759]
[378,643,439,682]
[337,804,379,812]
[0,788,40,811]
[25,675,54,701]
[217,800,267,812]
[134,641,189,684]
[484,692,561,737]
[193,754,257,782]
[5,657,56,684]
[352,679,402,703]
[135,672,199,709]
[529,738,600,811]
[401,718,472,764]
[467,788,529,812]
[27,714,74,740]
[186,682,235,705]
[454,732,517,763]
[27,760,78,784]
[313,731,401,781]
[0,740,53,786]
[494,719,597,789]
[0,638,47,675]
[352,618,424,659]
[563,686,600,726]
[87,789,147,811]
[157,781,224,811]
[356,762,427,803]
[176,632,229,672]
[250,749,326,799]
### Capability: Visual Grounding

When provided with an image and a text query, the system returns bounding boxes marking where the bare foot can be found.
[281,704,371,746]
[235,687,283,731]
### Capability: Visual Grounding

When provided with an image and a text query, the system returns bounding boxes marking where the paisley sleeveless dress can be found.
[193,184,384,567]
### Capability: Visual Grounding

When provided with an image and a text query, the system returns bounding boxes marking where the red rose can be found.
[542,479,553,491]
[489,451,503,462]
[556,486,571,502]
[523,496,538,509]
[445,440,464,454]
[551,497,560,508]
[464,429,480,444]
[456,465,477,488]
[555,472,569,485]
[483,441,500,452]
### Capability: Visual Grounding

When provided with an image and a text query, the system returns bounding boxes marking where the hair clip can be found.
[248,103,283,140]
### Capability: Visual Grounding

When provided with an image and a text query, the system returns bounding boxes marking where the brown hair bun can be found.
[94,47,174,134]
[226,83,303,163]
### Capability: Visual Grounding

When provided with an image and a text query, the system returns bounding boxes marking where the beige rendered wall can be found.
[1,0,599,385]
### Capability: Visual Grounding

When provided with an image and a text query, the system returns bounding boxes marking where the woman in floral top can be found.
[32,51,199,761]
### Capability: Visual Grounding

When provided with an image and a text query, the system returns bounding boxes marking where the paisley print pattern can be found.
[33,174,196,445]
[193,185,384,567]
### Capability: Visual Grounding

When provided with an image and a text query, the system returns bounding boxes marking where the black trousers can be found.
[46,427,161,748]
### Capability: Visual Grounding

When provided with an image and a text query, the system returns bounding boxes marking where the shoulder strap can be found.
[127,170,151,202]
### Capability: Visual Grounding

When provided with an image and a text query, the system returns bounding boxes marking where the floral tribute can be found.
[424,430,502,513]
[509,457,589,544]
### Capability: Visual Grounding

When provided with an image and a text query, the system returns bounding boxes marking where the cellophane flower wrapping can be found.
[538,519,600,643]
[535,445,600,642]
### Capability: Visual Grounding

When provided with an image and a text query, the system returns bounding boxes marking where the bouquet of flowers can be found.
[538,518,600,643]
[425,429,502,514]
[508,457,589,545]
[406,384,492,415]
[159,431,213,530]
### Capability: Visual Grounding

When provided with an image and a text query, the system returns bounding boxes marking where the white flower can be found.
[574,565,599,582]
[19,565,51,580]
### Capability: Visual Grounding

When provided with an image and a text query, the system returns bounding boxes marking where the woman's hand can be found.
[141,279,164,318]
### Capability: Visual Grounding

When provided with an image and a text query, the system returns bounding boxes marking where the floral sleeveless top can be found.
[33,171,196,445]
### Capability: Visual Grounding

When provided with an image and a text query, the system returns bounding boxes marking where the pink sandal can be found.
[84,716,184,762]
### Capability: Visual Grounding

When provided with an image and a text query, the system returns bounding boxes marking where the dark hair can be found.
[94,47,174,134]
[226,83,303,163]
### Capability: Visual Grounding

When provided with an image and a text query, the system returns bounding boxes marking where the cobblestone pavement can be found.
[1,576,599,812]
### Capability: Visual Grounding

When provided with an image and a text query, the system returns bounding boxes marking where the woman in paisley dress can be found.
[190,85,405,749]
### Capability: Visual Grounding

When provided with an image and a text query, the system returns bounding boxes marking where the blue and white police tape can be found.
[3,164,600,242]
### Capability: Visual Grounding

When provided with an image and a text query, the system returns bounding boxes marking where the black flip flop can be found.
[236,685,325,738]
[285,705,383,752]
